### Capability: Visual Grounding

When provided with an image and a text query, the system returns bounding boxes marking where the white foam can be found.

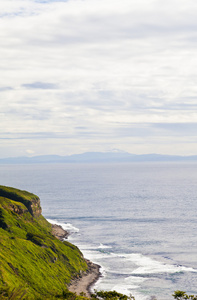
[97,252,197,276]
[133,292,150,300]
[70,243,197,276]
[47,219,79,233]
[78,248,112,261]
[98,243,112,249]
[125,276,147,284]
[95,276,148,300]
[122,253,197,275]
[47,219,197,298]
[112,285,134,295]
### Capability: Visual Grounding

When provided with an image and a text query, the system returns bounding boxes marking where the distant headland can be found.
[1,151,197,164]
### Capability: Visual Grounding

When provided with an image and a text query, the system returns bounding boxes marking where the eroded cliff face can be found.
[0,185,42,217]
[9,202,29,215]
[26,197,42,217]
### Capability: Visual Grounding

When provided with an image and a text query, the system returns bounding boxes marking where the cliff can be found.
[0,185,88,299]
[0,185,42,217]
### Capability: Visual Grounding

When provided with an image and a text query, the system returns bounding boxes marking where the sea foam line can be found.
[47,219,79,233]
[120,253,197,275]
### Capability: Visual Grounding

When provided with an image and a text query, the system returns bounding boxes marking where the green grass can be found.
[0,186,88,299]
[0,185,41,217]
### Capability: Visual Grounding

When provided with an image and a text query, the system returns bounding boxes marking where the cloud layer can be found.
[1,0,197,157]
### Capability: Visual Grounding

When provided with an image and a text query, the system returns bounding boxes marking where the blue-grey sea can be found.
[0,162,197,300]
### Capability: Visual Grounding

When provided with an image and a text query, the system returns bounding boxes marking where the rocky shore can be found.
[51,223,101,297]
[51,223,69,240]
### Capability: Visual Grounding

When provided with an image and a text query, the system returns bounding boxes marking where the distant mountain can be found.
[1,152,197,164]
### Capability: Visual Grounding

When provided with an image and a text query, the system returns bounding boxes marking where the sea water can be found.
[0,162,197,300]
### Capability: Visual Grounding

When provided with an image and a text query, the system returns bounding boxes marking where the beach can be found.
[51,223,101,297]
[69,259,101,297]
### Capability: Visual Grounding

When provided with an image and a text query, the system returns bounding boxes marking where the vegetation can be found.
[0,185,42,217]
[0,185,87,299]
[91,290,135,300]
[0,185,196,300]
[173,291,197,300]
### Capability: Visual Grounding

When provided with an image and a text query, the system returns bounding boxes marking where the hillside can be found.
[0,185,88,299]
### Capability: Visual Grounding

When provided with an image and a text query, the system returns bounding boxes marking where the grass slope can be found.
[0,185,88,299]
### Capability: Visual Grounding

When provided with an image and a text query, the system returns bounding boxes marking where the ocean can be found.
[0,162,197,300]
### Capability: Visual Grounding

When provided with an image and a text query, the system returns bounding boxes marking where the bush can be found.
[91,290,135,300]
[172,291,197,300]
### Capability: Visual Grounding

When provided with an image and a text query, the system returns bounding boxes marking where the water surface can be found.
[0,162,197,299]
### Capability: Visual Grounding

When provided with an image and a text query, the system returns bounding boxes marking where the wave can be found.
[47,219,79,233]
[47,219,197,300]
[66,238,197,277]
[123,253,197,275]
[98,243,112,249]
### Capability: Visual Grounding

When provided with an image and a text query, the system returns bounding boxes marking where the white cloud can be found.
[1,0,197,156]
[26,149,35,155]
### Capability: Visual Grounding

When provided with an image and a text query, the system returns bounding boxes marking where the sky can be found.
[1,0,197,158]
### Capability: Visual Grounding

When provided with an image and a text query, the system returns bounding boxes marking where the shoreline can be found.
[51,223,101,297]
[68,259,101,297]
[51,223,69,240]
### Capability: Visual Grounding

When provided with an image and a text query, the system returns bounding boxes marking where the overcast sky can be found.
[1,0,197,157]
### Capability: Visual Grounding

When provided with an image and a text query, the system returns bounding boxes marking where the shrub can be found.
[172,291,197,300]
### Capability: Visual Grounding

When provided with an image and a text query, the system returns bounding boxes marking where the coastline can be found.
[51,223,69,240]
[51,223,101,297]
[68,259,101,297]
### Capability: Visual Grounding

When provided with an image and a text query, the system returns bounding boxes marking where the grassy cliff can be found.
[0,185,88,299]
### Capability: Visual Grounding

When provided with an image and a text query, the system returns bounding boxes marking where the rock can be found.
[51,224,69,240]
[0,185,42,217]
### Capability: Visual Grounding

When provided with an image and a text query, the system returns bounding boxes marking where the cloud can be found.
[0,87,13,91]
[26,149,35,155]
[153,123,197,136]
[34,0,67,2]
[22,81,58,89]
[1,0,197,157]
